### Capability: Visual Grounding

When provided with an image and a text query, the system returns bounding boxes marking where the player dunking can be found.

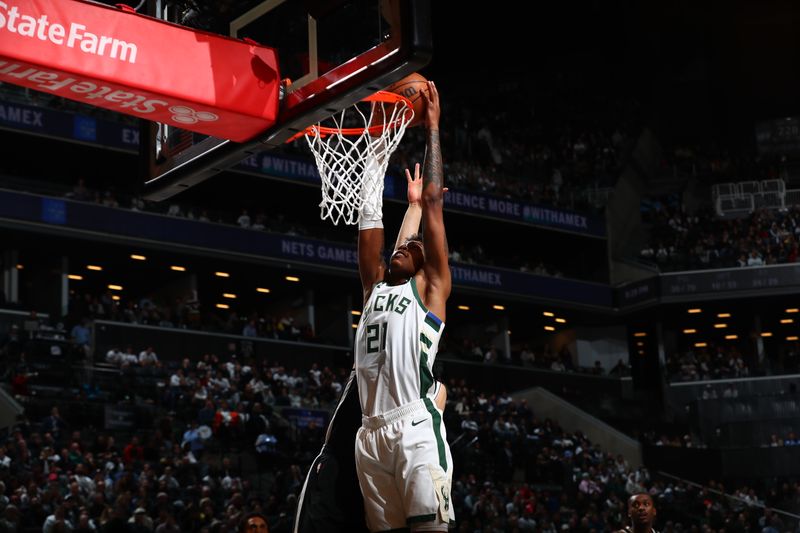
[354,80,453,532]
[293,123,448,533]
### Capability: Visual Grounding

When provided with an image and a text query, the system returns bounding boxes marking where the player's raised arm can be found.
[420,81,451,320]
[394,163,424,251]
[358,157,427,304]
[357,152,388,304]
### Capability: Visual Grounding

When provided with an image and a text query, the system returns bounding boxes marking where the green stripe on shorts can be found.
[423,397,447,471]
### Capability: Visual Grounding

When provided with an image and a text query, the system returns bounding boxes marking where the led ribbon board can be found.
[0,0,279,142]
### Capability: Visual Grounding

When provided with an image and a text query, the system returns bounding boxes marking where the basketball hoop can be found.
[295,91,414,225]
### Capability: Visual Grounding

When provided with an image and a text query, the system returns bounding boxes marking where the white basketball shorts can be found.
[355,398,454,532]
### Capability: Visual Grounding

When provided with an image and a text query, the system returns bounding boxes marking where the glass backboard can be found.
[141,0,432,201]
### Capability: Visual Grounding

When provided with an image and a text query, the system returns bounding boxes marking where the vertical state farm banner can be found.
[0,0,279,142]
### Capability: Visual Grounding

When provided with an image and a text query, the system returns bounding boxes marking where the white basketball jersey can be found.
[355,278,444,417]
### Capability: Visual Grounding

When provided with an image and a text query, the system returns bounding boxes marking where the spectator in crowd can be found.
[70,318,92,359]
[41,406,67,443]
[123,435,144,465]
[519,345,536,367]
[105,345,123,365]
[237,209,252,228]
[138,345,160,368]
[42,504,73,533]
[747,250,764,266]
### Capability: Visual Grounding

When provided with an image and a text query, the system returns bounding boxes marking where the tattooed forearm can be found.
[423,129,443,193]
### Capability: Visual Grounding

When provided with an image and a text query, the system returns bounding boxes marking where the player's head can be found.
[239,512,269,533]
[390,233,425,278]
[627,492,656,528]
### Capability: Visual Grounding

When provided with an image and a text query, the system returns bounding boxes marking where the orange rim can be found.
[287,91,413,142]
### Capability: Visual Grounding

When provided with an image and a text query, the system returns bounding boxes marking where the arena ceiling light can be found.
[68,274,83,280]
[223,293,237,299]
[786,308,799,313]
[130,254,147,261]
[789,336,800,341]
[543,311,554,317]
[633,332,647,337]
[112,295,120,301]
[15,264,23,270]
[256,287,270,293]
[457,305,470,311]
[108,284,123,290]
[683,329,697,334]
[171,265,186,272]
[216,303,230,309]
[555,318,566,323]
[725,335,738,340]
[717,313,731,318]
[636,341,644,346]
[761,332,773,337]
[781,319,794,324]
[86,265,103,271]
[351,310,362,316]
[352,324,358,329]
[694,342,707,347]
[285,276,300,282]
[493,305,505,311]
[688,308,702,314]
[544,326,555,331]
[713,324,727,328]
[215,272,230,278]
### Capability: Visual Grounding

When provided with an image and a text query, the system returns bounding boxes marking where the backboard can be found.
[141,0,432,201]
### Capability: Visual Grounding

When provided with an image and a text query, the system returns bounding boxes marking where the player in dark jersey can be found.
[293,370,368,533]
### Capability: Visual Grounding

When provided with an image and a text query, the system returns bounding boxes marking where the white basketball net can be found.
[304,95,413,225]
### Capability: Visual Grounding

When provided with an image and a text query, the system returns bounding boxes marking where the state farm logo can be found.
[0,1,139,64]
[169,106,218,125]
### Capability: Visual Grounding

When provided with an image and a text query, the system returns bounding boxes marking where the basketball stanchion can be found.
[292,91,415,226]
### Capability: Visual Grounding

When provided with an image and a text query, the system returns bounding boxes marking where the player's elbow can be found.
[422,193,444,208]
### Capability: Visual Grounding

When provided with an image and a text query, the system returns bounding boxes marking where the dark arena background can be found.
[1,0,800,531]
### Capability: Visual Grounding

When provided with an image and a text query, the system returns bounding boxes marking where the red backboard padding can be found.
[0,0,279,142]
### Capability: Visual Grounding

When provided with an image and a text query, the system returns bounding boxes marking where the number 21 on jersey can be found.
[365,321,387,354]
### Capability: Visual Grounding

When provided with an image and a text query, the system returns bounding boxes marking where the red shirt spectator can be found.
[122,436,144,465]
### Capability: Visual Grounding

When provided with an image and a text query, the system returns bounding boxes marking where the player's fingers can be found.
[405,168,413,182]
[422,83,432,102]
[428,81,438,99]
